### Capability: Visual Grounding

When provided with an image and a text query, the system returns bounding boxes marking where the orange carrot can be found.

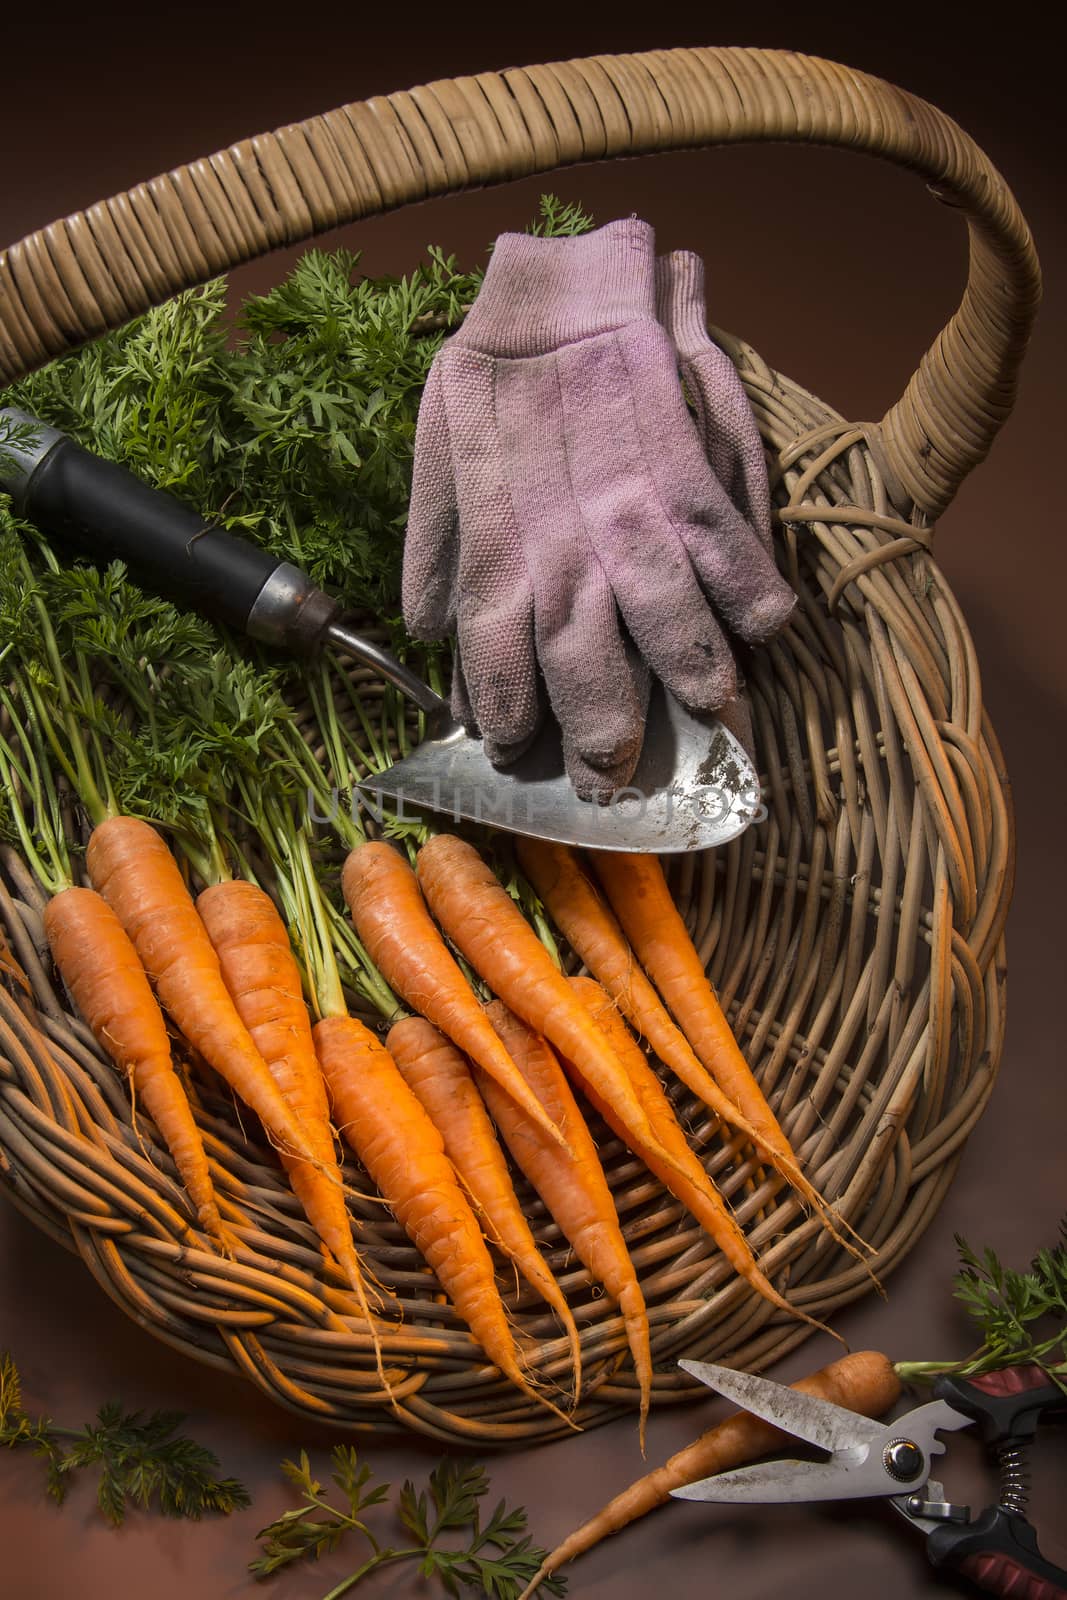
[590,849,795,1146]
[479,1000,652,1449]
[590,849,868,1253]
[519,1349,901,1593]
[517,838,776,1143]
[341,842,567,1150]
[85,816,315,1166]
[568,978,836,1340]
[314,1012,572,1425]
[387,1014,583,1405]
[43,885,236,1253]
[414,835,686,1180]
[196,879,376,1314]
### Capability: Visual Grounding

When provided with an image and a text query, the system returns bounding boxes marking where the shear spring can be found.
[996,1442,1031,1514]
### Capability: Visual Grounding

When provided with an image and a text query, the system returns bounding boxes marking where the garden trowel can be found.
[0,408,762,853]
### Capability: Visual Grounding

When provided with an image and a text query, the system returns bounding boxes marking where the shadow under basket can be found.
[0,45,1037,1443]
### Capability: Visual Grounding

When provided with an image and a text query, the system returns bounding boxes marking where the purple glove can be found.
[655,250,774,552]
[656,250,778,767]
[403,219,794,800]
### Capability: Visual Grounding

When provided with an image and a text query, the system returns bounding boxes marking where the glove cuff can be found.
[457,218,657,357]
[654,250,714,360]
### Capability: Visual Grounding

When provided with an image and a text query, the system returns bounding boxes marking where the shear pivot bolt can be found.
[883,1439,925,1482]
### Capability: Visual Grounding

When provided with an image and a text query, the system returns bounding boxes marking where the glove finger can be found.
[602,328,795,642]
[455,583,541,749]
[535,567,650,770]
[483,727,542,768]
[452,647,545,767]
[434,345,542,748]
[609,547,738,710]
[403,361,460,638]
[563,737,642,803]
[677,513,796,643]
[656,251,774,552]
[684,351,775,552]
[561,638,650,801]
[489,348,650,771]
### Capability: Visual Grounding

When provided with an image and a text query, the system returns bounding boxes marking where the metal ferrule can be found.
[0,407,66,506]
[245,561,339,651]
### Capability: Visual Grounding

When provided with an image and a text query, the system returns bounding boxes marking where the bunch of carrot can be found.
[40,810,857,1436]
[37,812,857,1440]
[45,817,383,1336]
[14,726,860,1433]
[337,831,861,1438]
[3,543,860,1431]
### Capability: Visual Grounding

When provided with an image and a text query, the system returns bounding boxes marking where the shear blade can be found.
[671,1456,892,1505]
[678,1360,888,1454]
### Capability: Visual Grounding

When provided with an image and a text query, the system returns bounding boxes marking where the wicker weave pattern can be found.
[0,47,1031,1442]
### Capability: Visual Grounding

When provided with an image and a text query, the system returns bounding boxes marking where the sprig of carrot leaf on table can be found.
[0,1353,563,1596]
[0,1351,249,1525]
[897,1214,1067,1391]
[249,1450,567,1598]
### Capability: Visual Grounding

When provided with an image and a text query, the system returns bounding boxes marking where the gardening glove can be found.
[449,634,651,800]
[403,218,794,801]
[655,249,775,552]
[656,249,781,767]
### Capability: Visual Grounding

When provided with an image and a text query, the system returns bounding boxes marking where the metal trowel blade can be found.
[357,681,763,854]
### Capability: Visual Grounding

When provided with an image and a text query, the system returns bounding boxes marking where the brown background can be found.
[1,5,1064,1597]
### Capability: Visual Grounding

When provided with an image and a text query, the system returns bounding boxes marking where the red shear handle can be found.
[934,1367,1065,1446]
[967,1367,1062,1401]
[929,1510,1067,1599]
[958,1549,1067,1599]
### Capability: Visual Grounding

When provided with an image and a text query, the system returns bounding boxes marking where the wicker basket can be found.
[0,47,1039,1445]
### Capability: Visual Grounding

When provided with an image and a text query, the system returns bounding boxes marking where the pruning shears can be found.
[671,1359,1067,1597]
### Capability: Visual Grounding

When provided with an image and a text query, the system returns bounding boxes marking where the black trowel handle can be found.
[0,407,338,652]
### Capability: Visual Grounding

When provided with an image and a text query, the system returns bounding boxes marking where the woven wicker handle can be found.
[0,46,1040,522]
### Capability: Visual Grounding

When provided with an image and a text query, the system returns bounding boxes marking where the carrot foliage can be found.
[896,1216,1067,1391]
[0,194,591,916]
[0,1351,249,1525]
[250,1448,567,1598]
[1,193,592,621]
